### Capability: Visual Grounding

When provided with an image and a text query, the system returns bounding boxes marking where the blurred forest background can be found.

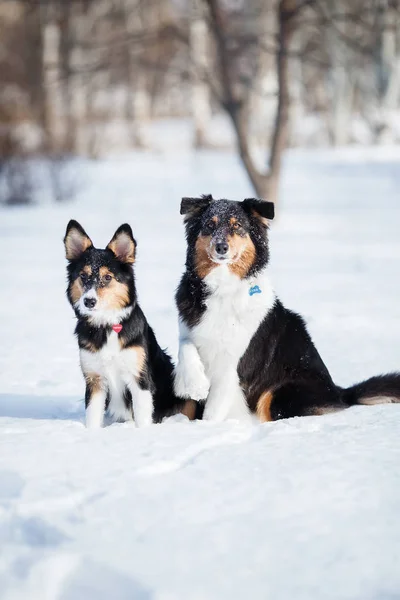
[1,0,400,206]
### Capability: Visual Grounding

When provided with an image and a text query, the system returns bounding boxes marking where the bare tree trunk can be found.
[376,3,400,143]
[122,0,136,145]
[329,42,353,144]
[124,0,150,148]
[133,71,151,147]
[267,0,295,203]
[123,0,138,146]
[59,0,72,153]
[323,0,354,146]
[85,0,109,157]
[205,0,267,195]
[205,0,295,204]
[330,60,353,145]
[40,1,63,152]
[290,26,306,145]
[68,4,88,155]
[249,5,276,148]
[24,4,46,135]
[229,102,269,197]
[190,3,211,148]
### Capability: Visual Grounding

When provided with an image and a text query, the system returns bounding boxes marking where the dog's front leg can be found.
[203,369,249,423]
[85,376,107,429]
[129,381,154,428]
[174,321,210,401]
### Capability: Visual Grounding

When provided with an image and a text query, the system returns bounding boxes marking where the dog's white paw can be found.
[174,364,210,401]
[85,413,104,429]
[85,397,105,429]
[202,389,228,421]
[203,400,228,422]
[203,386,248,423]
[134,416,153,428]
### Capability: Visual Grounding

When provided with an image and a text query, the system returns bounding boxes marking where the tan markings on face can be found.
[227,233,256,278]
[70,277,84,304]
[212,216,219,224]
[256,390,274,422]
[195,234,216,279]
[99,266,111,279]
[97,267,130,310]
[180,399,197,420]
[70,266,92,304]
[229,217,237,226]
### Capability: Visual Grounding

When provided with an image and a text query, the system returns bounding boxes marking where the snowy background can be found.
[1,143,400,599]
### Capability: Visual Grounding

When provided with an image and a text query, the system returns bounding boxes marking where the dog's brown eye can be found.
[80,273,87,282]
[233,222,241,230]
[104,274,112,282]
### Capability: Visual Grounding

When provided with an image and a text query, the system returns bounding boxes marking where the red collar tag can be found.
[112,324,123,333]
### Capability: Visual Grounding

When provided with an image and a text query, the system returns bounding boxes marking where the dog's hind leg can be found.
[257,381,345,422]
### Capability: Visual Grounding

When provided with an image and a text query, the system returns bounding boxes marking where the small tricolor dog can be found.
[64,220,195,428]
[174,195,400,422]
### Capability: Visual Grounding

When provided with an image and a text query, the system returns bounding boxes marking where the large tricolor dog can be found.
[64,220,195,428]
[174,195,400,422]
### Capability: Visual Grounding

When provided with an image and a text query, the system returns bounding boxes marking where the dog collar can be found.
[112,324,123,333]
[249,285,262,297]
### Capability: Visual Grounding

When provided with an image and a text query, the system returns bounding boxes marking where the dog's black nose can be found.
[215,242,229,256]
[84,297,97,309]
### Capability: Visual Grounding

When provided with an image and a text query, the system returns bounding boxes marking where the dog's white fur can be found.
[174,265,275,422]
[80,330,153,428]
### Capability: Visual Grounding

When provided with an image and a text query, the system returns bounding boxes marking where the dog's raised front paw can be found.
[174,364,210,401]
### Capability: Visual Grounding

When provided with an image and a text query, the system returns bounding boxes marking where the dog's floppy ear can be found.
[242,198,274,225]
[106,224,136,264]
[64,220,93,261]
[180,194,213,218]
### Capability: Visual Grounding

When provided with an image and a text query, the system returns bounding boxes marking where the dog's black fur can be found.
[64,220,196,426]
[176,195,400,421]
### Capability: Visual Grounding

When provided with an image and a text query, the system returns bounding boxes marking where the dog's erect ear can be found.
[106,224,136,264]
[64,220,93,261]
[242,198,274,225]
[180,194,213,218]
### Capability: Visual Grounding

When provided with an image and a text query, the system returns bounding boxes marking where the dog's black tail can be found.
[341,372,400,406]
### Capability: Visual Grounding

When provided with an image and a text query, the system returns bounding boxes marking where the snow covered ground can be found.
[1,146,400,600]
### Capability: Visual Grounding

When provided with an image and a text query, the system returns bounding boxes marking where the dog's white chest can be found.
[80,332,141,419]
[81,333,139,379]
[192,267,275,373]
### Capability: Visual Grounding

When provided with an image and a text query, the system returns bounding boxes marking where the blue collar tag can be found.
[249,285,262,297]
